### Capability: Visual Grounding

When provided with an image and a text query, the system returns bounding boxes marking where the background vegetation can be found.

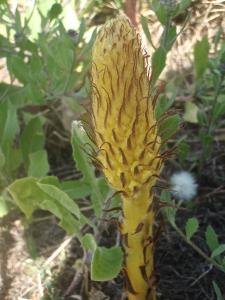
[0,0,225,299]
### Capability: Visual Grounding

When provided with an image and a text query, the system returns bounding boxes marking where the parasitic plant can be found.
[90,15,164,300]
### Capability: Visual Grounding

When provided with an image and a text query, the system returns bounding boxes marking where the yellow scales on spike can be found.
[91,15,163,300]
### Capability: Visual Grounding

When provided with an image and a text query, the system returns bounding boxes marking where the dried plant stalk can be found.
[91,15,162,300]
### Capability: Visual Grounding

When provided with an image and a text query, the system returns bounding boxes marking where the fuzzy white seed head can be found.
[170,171,198,201]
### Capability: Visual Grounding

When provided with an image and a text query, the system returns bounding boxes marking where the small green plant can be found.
[162,191,225,277]
[180,33,225,173]
[0,1,95,215]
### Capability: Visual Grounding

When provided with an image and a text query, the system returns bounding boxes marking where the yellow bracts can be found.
[91,15,162,300]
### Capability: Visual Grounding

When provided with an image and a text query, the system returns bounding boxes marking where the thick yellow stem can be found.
[122,191,156,300]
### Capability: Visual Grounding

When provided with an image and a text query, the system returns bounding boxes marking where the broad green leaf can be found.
[91,246,123,281]
[151,47,166,86]
[37,183,80,219]
[213,281,223,300]
[183,101,199,124]
[8,177,46,218]
[159,114,180,141]
[81,233,97,252]
[205,225,219,253]
[211,244,225,258]
[60,180,90,199]
[8,177,81,235]
[40,199,80,235]
[194,36,209,79]
[185,217,199,241]
[28,150,49,178]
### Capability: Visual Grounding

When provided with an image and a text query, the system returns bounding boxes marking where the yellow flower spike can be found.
[91,15,162,300]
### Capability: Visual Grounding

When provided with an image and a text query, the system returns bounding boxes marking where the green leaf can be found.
[185,217,199,241]
[160,191,176,226]
[183,101,199,124]
[21,116,45,169]
[163,26,176,51]
[91,246,123,281]
[140,16,154,48]
[8,177,81,235]
[151,0,168,25]
[159,114,180,141]
[48,3,62,20]
[71,122,102,216]
[7,55,29,84]
[212,102,225,122]
[178,142,190,163]
[37,183,81,219]
[71,123,95,181]
[3,148,22,174]
[77,18,86,44]
[0,102,18,153]
[194,36,209,79]
[151,47,167,86]
[15,9,22,31]
[155,93,176,119]
[81,233,97,252]
[213,281,223,300]
[205,225,219,253]
[28,150,49,178]
[60,180,90,199]
[211,244,225,258]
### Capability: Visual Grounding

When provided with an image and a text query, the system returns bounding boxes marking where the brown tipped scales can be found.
[91,16,162,300]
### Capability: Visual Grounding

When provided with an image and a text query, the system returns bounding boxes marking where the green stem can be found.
[172,223,225,274]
